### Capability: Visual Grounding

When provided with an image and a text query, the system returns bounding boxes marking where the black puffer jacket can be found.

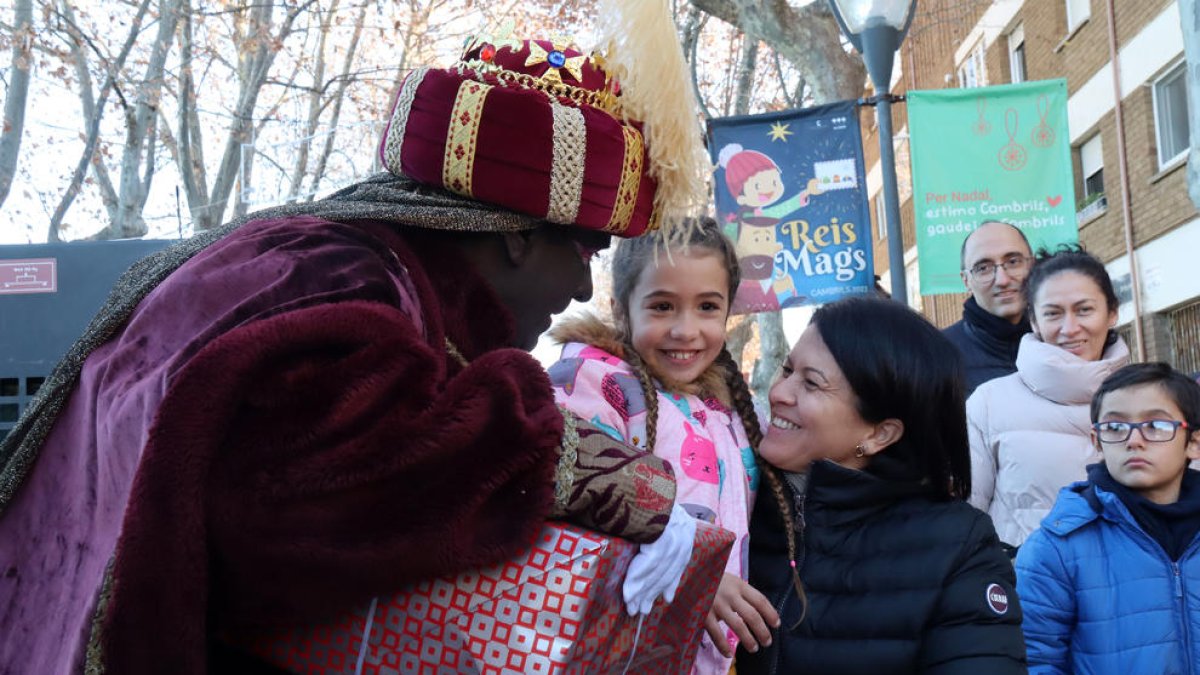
[738,459,1026,675]
[942,297,1030,398]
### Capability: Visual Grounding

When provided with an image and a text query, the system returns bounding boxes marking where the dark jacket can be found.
[738,458,1027,675]
[943,297,1030,397]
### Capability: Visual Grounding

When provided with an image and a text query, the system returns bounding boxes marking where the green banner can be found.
[909,79,1078,294]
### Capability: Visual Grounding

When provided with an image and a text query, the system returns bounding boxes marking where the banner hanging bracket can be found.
[858,93,906,107]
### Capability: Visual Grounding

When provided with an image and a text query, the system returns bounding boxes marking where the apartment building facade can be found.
[863,0,1199,370]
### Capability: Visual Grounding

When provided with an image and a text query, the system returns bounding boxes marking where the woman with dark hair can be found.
[737,296,1026,674]
[968,246,1130,551]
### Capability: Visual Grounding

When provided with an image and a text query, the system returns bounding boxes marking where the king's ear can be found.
[500,230,535,267]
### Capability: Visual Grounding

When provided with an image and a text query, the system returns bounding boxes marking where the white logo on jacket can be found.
[985,583,1009,614]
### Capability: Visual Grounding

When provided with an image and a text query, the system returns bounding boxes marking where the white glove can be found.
[621,503,697,616]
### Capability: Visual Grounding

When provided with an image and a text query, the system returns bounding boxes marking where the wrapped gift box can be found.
[250,520,734,674]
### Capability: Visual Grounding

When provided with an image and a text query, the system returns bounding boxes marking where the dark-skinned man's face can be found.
[500,226,610,350]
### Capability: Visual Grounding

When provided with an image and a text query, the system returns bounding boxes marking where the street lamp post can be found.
[829,0,918,305]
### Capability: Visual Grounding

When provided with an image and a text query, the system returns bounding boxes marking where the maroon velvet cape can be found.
[0,216,563,673]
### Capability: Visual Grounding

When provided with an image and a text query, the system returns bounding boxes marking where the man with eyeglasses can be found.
[943,221,1033,396]
[1015,362,1200,672]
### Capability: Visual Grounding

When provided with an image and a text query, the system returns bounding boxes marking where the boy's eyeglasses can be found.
[966,255,1030,283]
[1092,419,1191,443]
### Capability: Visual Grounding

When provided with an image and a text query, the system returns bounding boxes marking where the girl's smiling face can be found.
[736,169,785,207]
[625,250,730,386]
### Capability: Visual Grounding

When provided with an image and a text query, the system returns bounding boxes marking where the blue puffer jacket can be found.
[1016,478,1200,674]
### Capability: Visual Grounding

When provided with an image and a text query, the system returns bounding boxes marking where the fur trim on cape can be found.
[550,312,734,408]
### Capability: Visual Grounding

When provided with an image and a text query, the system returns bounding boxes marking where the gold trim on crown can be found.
[547,103,587,225]
[606,125,643,234]
[442,81,492,197]
[456,60,621,117]
[382,67,430,176]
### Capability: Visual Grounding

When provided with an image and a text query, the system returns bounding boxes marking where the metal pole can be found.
[875,95,907,305]
[858,21,909,306]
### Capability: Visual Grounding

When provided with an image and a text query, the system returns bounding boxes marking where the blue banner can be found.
[708,100,874,314]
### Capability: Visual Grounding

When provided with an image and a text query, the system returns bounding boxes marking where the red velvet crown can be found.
[379,29,658,237]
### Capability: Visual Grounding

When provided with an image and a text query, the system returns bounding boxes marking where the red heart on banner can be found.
[1047,195,1062,207]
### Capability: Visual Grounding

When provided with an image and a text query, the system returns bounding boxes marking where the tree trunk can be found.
[286,0,338,202]
[725,316,754,372]
[0,0,33,210]
[679,5,712,120]
[60,8,120,225]
[733,37,758,118]
[307,0,370,198]
[112,0,180,239]
[47,0,154,242]
[175,0,210,231]
[202,0,317,229]
[690,0,865,104]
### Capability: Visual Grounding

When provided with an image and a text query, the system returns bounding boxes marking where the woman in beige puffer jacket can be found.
[968,247,1129,548]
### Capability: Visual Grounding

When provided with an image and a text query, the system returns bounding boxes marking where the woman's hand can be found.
[705,573,781,657]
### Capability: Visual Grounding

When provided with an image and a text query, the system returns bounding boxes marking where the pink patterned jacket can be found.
[548,316,759,675]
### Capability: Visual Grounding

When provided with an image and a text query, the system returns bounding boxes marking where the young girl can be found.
[549,217,776,674]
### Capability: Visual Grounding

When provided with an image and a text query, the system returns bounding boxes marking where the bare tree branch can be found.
[307,0,369,198]
[286,0,337,202]
[113,0,181,238]
[47,0,154,242]
[680,4,712,120]
[733,35,757,116]
[204,0,319,229]
[0,0,33,209]
[689,0,864,104]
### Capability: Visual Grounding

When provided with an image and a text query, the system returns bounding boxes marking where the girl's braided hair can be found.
[719,348,809,619]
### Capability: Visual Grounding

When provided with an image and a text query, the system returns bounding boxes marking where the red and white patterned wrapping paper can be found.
[249,520,734,674]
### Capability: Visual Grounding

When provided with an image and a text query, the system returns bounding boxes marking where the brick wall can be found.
[1017,1,1066,83]
[1115,0,1174,48]
[1056,1,1110,95]
[1140,310,1175,363]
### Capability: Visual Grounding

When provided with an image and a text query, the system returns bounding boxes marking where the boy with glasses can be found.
[943,221,1033,396]
[1016,362,1200,673]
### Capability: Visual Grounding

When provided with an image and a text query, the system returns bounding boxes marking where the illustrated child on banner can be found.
[709,101,875,314]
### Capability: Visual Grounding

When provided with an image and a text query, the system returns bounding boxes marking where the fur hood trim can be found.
[550,312,734,407]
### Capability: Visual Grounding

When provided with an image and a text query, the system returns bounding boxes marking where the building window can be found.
[1080,134,1104,198]
[875,191,887,240]
[1008,25,1026,83]
[1066,0,1090,32]
[1171,300,1200,375]
[957,42,987,89]
[1153,59,1189,169]
[1077,134,1106,221]
[905,259,922,311]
